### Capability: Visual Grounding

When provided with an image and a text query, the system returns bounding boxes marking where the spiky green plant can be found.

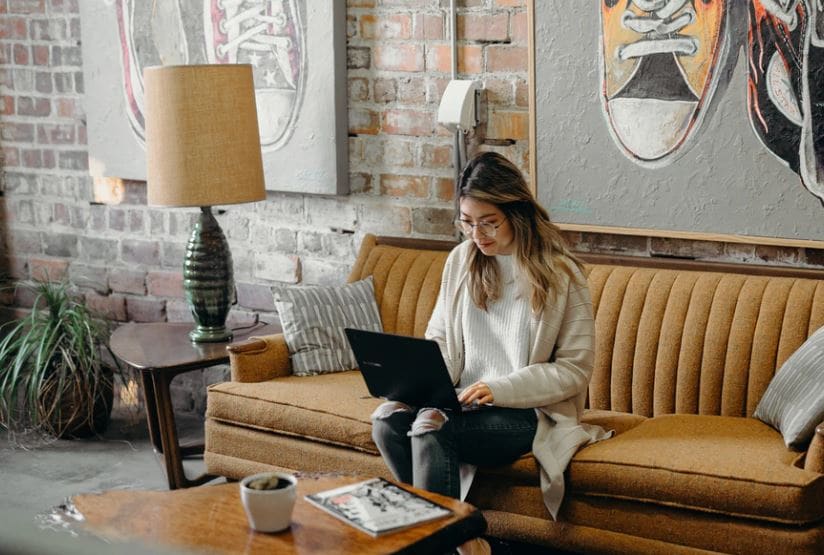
[0,279,119,438]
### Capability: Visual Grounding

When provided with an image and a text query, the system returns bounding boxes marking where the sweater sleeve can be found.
[486,271,595,409]
[425,245,464,384]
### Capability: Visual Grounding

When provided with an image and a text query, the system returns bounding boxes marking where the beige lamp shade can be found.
[144,64,266,207]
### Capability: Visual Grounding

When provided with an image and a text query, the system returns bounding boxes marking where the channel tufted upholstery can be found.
[206,234,824,554]
[587,267,824,418]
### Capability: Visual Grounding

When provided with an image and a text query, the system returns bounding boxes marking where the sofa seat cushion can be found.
[206,370,382,455]
[568,414,824,525]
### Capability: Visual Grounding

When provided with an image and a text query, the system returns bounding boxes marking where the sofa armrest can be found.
[226,333,291,382]
[804,422,824,473]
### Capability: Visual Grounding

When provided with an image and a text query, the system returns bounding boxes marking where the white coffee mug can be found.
[239,471,298,533]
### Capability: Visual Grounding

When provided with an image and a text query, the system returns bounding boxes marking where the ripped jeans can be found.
[371,402,537,499]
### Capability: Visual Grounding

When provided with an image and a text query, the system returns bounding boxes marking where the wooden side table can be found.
[110,321,281,490]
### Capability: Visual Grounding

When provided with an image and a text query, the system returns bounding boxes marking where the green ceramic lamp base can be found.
[184,206,235,344]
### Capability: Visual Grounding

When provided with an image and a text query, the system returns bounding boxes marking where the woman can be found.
[371,152,610,524]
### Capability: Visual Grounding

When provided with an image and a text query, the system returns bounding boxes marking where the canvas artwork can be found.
[79,1,348,195]
[533,1,824,242]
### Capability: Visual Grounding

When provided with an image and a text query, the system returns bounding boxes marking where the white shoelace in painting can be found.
[618,0,698,60]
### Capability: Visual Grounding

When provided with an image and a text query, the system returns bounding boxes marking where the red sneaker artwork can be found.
[115,0,304,152]
[600,0,730,167]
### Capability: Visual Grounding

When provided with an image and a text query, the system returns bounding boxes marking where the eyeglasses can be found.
[454,219,506,238]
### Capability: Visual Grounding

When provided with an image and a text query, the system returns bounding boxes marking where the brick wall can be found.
[1,0,823,414]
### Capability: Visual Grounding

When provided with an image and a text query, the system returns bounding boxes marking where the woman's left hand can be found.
[458,381,494,406]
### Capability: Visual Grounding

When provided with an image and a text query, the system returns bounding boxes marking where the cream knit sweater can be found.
[425,240,611,519]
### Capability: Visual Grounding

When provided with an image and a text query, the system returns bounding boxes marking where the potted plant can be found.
[0,279,120,438]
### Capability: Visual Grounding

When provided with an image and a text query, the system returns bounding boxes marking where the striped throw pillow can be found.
[274,277,383,376]
[754,326,824,448]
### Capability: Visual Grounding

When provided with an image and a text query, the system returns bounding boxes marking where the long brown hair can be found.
[457,151,584,312]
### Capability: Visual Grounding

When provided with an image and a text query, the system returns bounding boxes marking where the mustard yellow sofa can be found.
[205,234,824,554]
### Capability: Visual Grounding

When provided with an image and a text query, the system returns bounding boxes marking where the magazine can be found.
[304,477,453,537]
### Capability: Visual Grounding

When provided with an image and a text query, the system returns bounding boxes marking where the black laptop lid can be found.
[344,328,461,412]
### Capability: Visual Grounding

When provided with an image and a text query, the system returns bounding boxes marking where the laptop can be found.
[344,328,463,412]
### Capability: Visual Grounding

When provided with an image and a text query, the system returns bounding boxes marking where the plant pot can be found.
[38,366,115,439]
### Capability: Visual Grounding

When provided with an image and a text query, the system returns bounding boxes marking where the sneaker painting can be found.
[800,0,824,200]
[205,0,305,151]
[600,0,730,167]
[747,0,805,176]
[115,0,204,145]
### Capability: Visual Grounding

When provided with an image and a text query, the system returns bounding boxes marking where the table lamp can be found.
[144,64,266,343]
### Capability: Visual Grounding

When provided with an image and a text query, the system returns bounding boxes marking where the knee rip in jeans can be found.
[408,408,448,437]
[370,400,413,421]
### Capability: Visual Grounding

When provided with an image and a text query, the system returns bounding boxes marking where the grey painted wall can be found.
[534,2,824,242]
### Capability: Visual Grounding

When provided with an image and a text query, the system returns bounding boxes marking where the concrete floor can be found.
[0,409,214,554]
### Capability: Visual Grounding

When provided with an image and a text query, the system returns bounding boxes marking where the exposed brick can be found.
[514,78,529,107]
[29,256,68,282]
[50,45,81,66]
[412,207,454,236]
[483,78,514,105]
[347,0,376,7]
[69,262,108,294]
[650,237,724,259]
[581,234,649,255]
[380,174,429,198]
[58,150,88,170]
[43,233,78,257]
[359,203,412,235]
[1,96,14,115]
[383,109,433,136]
[0,17,27,39]
[426,44,483,74]
[109,268,146,295]
[397,77,427,105]
[422,143,453,168]
[458,13,508,42]
[306,197,358,230]
[755,245,801,265]
[122,179,147,204]
[299,231,323,253]
[3,172,37,194]
[436,177,456,202]
[147,270,184,298]
[17,96,50,116]
[55,97,79,117]
[165,299,194,323]
[161,242,187,269]
[360,13,412,40]
[31,19,66,40]
[373,78,396,102]
[348,76,369,102]
[347,46,371,69]
[2,121,34,142]
[32,44,47,64]
[511,11,528,44]
[37,123,75,144]
[349,107,380,135]
[6,255,27,279]
[8,230,40,253]
[35,70,51,93]
[383,140,416,167]
[122,239,161,266]
[253,252,300,284]
[488,45,528,72]
[12,43,28,64]
[488,110,529,140]
[85,291,127,322]
[2,146,20,166]
[414,14,444,40]
[374,44,424,71]
[126,297,166,323]
[301,258,350,287]
[347,13,358,38]
[9,0,45,14]
[236,281,275,311]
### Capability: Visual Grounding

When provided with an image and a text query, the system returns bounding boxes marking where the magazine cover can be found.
[305,477,452,536]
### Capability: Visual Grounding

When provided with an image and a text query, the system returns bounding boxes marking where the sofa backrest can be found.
[349,235,824,418]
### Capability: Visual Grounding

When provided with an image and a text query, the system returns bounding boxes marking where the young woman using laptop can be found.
[370,152,610,554]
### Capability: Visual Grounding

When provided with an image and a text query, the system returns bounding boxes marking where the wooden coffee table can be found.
[68,473,487,554]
